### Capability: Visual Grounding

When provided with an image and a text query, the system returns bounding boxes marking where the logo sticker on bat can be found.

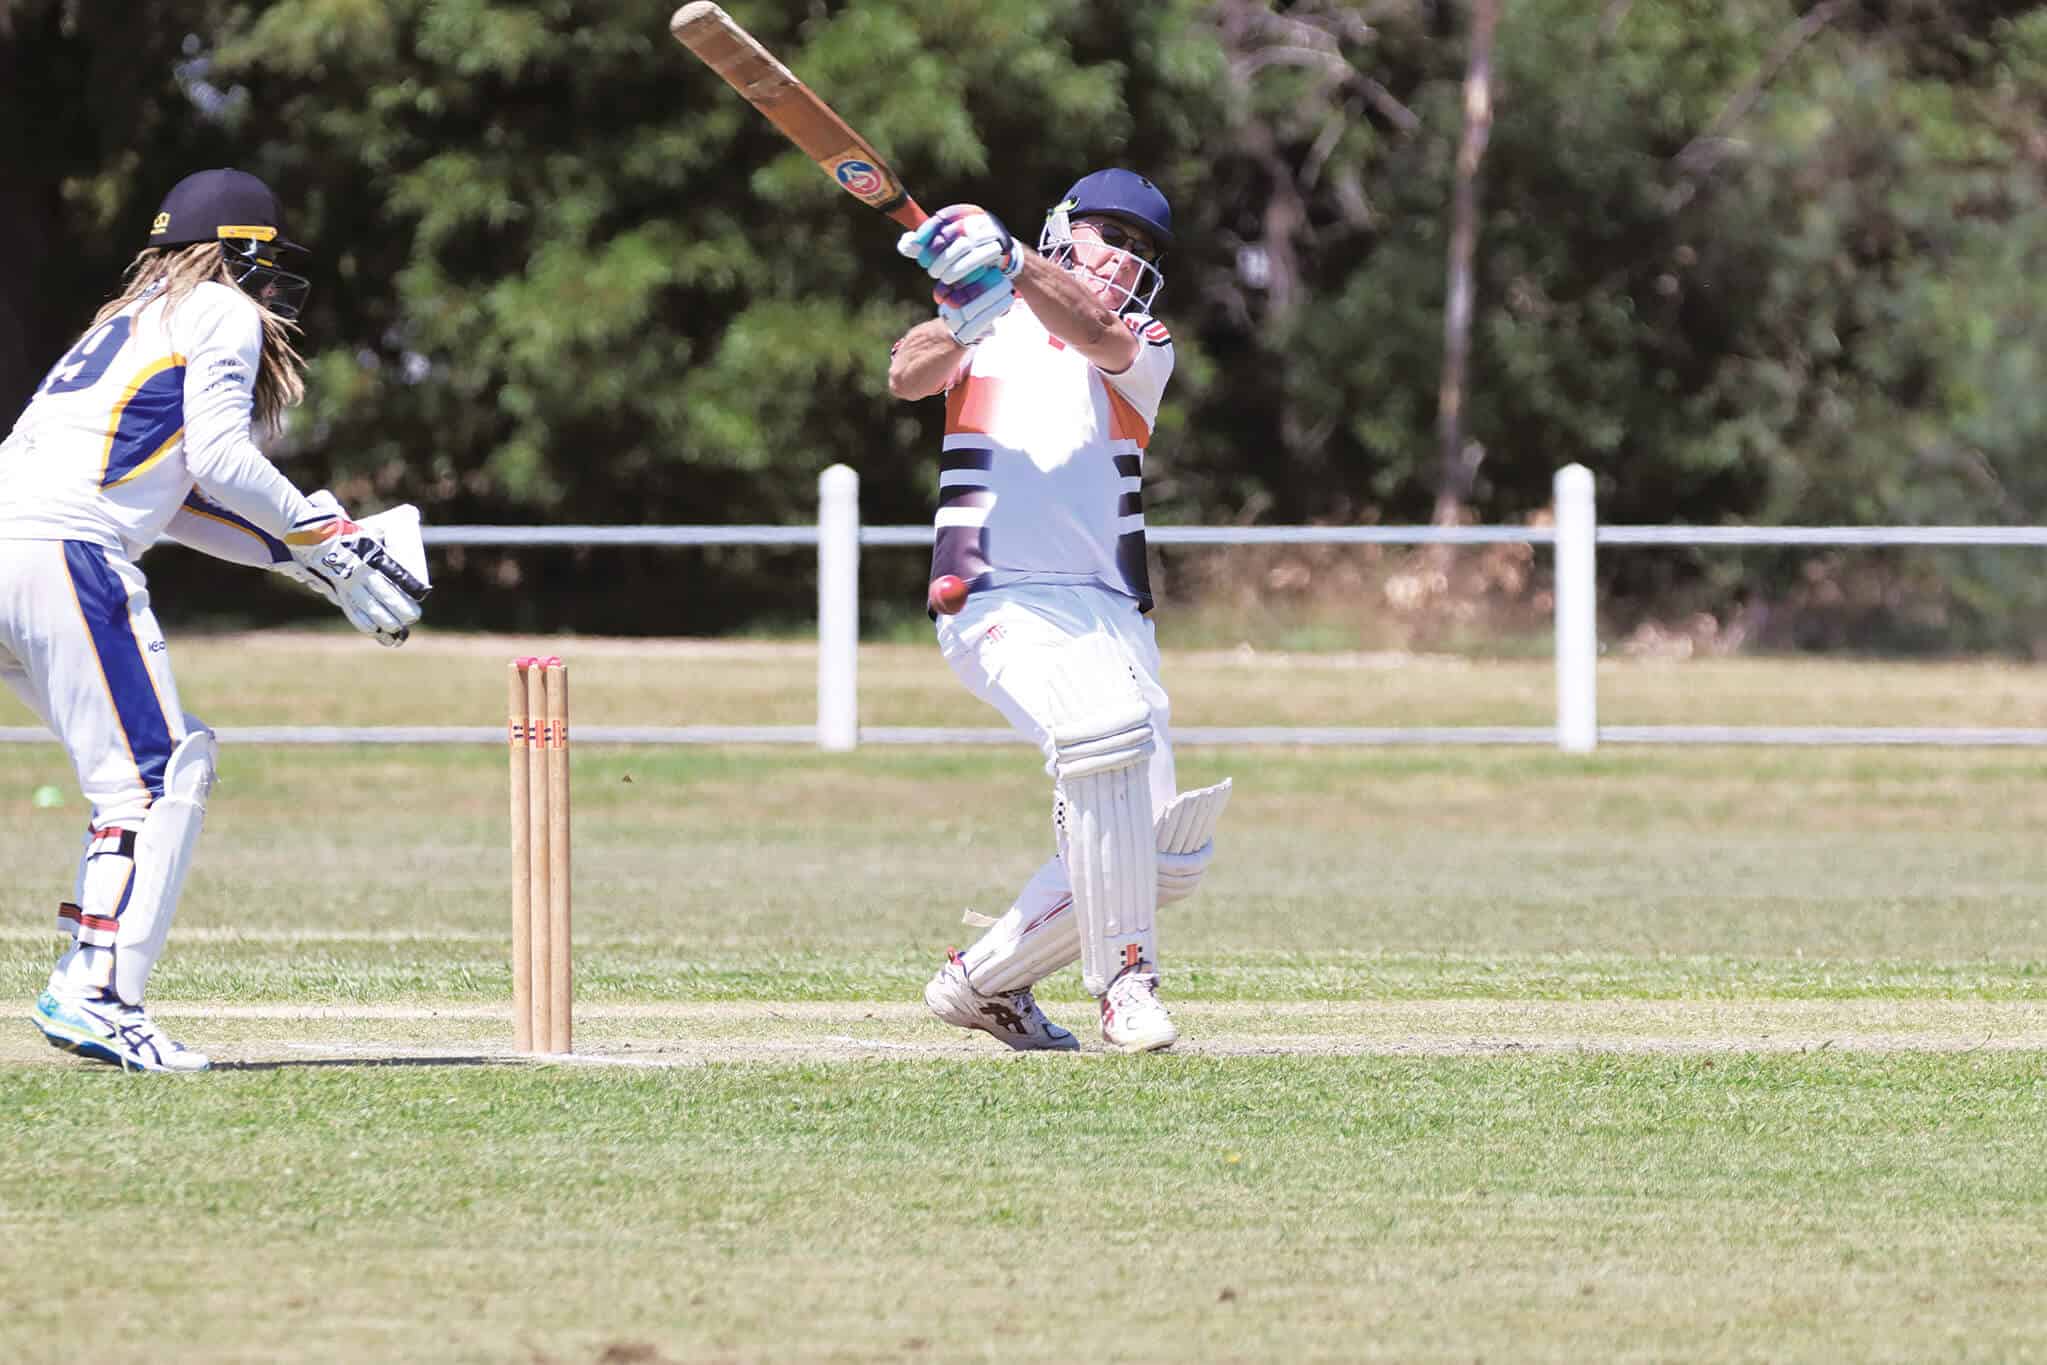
[831,156,893,204]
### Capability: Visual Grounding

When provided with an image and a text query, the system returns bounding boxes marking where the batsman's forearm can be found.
[888,320,968,400]
[1013,253,1137,372]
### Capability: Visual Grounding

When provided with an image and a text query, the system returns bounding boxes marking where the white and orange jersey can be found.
[0,280,311,563]
[932,302,1174,610]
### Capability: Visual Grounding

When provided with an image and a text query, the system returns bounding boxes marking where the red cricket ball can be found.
[928,574,969,615]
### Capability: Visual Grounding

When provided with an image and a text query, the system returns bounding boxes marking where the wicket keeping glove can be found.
[284,490,429,646]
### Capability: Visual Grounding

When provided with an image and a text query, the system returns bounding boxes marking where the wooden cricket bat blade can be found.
[669,3,926,229]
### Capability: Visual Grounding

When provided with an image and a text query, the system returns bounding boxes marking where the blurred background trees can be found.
[3,0,2042,647]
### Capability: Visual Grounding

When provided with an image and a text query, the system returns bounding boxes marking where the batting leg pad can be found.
[959,859,1079,996]
[53,823,143,1000]
[49,900,115,999]
[974,781,1236,992]
[113,727,216,1006]
[72,826,140,948]
[1048,683,1156,995]
[53,823,97,937]
[1155,777,1232,906]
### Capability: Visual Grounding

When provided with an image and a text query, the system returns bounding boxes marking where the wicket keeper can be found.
[0,169,428,1071]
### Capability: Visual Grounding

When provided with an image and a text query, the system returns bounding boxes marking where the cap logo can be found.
[151,212,171,236]
[217,225,278,242]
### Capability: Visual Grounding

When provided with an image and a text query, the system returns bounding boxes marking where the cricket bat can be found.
[670,3,928,230]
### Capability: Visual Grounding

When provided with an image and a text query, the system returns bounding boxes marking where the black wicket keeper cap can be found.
[148,168,306,254]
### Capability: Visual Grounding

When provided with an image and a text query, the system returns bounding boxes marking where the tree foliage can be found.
[2,1,2042,645]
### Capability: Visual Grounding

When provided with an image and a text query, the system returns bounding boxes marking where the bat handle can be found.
[888,199,929,230]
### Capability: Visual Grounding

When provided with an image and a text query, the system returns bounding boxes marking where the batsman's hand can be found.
[897,205,1023,285]
[283,490,429,646]
[934,270,1014,346]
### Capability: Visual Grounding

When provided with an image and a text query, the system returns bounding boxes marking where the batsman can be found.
[0,169,429,1071]
[890,170,1231,1053]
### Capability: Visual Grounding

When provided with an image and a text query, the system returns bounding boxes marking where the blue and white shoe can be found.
[32,990,211,1073]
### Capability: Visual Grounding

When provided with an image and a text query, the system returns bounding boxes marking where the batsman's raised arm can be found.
[887,241,1134,393]
[891,172,1174,388]
[1010,249,1136,374]
[887,320,969,401]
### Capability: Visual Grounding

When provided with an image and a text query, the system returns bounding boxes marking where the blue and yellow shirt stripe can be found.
[98,356,187,489]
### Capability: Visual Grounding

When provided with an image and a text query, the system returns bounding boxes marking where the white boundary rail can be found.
[6,464,2044,750]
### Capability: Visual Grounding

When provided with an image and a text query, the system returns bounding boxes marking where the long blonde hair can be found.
[91,242,306,432]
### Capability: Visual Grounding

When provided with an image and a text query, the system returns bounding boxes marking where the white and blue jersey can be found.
[0,279,310,560]
[0,280,311,820]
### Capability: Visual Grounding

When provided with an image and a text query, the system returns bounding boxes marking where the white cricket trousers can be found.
[935,580,1177,974]
[0,538,192,829]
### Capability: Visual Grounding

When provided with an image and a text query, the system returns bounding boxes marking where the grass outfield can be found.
[3,627,2041,730]
[2,635,2045,1362]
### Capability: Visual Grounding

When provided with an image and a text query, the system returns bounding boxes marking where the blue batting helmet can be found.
[1056,169,1173,252]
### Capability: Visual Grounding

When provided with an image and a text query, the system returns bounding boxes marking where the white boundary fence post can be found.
[1554,463,1598,753]
[817,464,860,751]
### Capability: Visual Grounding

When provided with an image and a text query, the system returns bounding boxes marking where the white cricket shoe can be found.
[924,953,1079,1052]
[1099,965,1178,1053]
[32,990,211,1073]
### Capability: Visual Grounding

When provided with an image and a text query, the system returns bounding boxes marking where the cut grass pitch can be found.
[1,635,2044,1361]
[2,1054,2043,1363]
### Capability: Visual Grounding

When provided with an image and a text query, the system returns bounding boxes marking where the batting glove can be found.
[934,268,1015,345]
[284,490,429,646]
[896,205,1024,286]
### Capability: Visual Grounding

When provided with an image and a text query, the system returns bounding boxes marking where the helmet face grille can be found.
[224,239,311,320]
[1039,204,1165,315]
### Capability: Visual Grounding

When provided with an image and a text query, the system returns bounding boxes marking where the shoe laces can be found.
[949,952,1045,1019]
[95,994,169,1036]
[1110,964,1153,995]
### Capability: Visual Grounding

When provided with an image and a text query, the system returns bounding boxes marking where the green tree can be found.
[6,1,2042,647]
[1679,6,2047,647]
[188,0,1224,629]
[0,0,232,414]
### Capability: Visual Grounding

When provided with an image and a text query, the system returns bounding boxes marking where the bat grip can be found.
[888,199,929,230]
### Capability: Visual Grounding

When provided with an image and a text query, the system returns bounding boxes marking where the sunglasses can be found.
[1074,219,1160,264]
